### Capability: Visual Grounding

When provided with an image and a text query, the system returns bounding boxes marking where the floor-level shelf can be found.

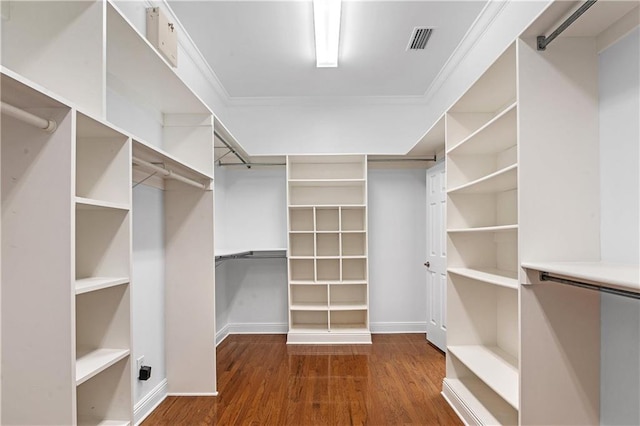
[442,377,518,426]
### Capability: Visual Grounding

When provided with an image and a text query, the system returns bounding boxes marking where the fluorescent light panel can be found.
[313,0,341,67]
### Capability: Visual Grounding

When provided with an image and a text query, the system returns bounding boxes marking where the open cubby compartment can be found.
[288,155,366,179]
[1,1,105,117]
[341,207,366,231]
[448,230,518,273]
[342,258,367,281]
[76,357,132,426]
[329,310,367,330]
[316,207,339,231]
[163,113,215,177]
[447,43,517,147]
[444,357,518,425]
[76,207,130,280]
[448,145,517,189]
[290,233,314,257]
[291,310,329,330]
[290,207,314,231]
[448,190,518,229]
[317,233,339,257]
[290,284,328,308]
[290,258,315,281]
[106,2,213,175]
[76,284,130,360]
[317,259,340,281]
[447,275,519,409]
[341,233,366,256]
[329,284,367,308]
[289,184,365,206]
[76,113,131,206]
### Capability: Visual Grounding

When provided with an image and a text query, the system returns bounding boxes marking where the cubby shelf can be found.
[75,277,129,295]
[287,155,370,344]
[448,345,519,410]
[76,197,130,211]
[75,348,130,386]
[448,224,518,234]
[78,420,130,426]
[448,164,518,194]
[447,267,518,290]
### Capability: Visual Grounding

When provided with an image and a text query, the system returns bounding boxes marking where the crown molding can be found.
[226,94,429,107]
[423,0,509,103]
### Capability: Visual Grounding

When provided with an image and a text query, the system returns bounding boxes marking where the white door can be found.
[426,161,447,352]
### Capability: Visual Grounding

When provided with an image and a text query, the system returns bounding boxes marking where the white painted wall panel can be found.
[599,27,640,426]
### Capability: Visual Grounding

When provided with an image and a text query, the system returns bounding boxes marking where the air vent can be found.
[407,27,433,50]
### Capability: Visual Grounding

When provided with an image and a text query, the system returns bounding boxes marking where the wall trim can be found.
[228,322,289,334]
[216,322,231,346]
[370,321,427,334]
[134,378,168,426]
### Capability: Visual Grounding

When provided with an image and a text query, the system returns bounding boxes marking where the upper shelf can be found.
[447,103,517,156]
[106,2,210,116]
[522,261,640,294]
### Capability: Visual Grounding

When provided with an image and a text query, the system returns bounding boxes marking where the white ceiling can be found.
[168,0,488,98]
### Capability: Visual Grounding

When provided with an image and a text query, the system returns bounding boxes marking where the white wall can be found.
[368,168,427,332]
[132,184,166,421]
[599,27,640,426]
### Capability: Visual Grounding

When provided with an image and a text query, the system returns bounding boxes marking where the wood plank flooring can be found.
[142,334,462,425]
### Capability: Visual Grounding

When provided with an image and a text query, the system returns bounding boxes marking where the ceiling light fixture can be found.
[313,0,341,67]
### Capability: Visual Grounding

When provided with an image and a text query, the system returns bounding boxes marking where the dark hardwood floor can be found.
[142,334,462,425]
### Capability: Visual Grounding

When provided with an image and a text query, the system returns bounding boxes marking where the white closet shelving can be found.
[2,0,219,423]
[443,42,520,424]
[443,1,640,425]
[287,155,371,344]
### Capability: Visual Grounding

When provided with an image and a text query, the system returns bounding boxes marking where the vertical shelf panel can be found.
[1,80,75,424]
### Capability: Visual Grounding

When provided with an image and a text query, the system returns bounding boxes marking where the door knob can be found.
[424,261,430,268]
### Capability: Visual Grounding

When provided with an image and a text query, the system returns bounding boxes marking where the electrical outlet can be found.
[136,356,144,371]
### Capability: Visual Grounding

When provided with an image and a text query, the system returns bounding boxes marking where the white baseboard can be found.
[134,378,168,426]
[216,322,231,346]
[228,322,288,334]
[370,321,427,334]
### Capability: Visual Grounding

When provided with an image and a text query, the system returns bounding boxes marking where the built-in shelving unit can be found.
[287,155,371,344]
[443,42,520,425]
[1,0,219,422]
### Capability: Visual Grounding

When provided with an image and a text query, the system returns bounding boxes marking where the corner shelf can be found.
[448,164,518,194]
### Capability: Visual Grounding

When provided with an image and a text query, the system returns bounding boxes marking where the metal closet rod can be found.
[1,101,57,132]
[540,271,640,300]
[537,0,598,51]
[218,156,437,168]
[132,156,207,190]
[214,129,249,166]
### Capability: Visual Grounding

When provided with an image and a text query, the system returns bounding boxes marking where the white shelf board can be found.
[288,179,366,187]
[290,280,322,285]
[448,164,518,194]
[448,267,518,290]
[340,230,366,234]
[76,348,130,386]
[289,324,329,332]
[290,303,329,311]
[448,345,519,410]
[522,261,639,294]
[447,102,518,156]
[75,277,129,295]
[443,377,518,426]
[288,204,366,208]
[216,248,287,257]
[341,255,367,259]
[290,256,316,260]
[78,420,130,426]
[75,197,129,211]
[329,324,369,332]
[329,304,368,311]
[133,139,213,182]
[448,224,518,234]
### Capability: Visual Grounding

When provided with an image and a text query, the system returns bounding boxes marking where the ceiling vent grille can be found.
[407,27,433,50]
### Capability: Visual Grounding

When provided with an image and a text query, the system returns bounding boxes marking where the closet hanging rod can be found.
[537,0,598,50]
[132,156,207,190]
[218,156,437,168]
[540,271,640,300]
[214,129,249,166]
[1,101,57,132]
